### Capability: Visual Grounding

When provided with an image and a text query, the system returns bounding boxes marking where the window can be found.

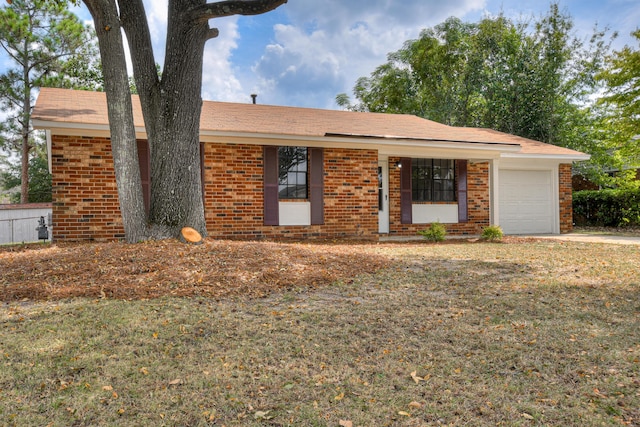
[412,158,456,202]
[278,146,308,199]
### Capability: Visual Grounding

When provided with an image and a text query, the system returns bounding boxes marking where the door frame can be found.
[378,160,389,234]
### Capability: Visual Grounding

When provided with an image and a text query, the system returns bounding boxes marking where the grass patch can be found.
[1,240,639,426]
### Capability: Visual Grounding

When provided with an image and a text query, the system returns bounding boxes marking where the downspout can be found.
[46,130,52,174]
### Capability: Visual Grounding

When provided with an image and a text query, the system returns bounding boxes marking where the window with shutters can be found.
[264,146,324,226]
[278,146,308,199]
[411,158,456,202]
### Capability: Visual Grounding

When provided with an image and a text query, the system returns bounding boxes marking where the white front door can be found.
[378,161,389,233]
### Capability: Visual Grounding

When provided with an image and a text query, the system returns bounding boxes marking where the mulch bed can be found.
[0,239,393,301]
[0,236,542,302]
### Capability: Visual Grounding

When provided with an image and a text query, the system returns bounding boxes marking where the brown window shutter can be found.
[200,142,205,203]
[456,159,468,223]
[309,147,324,225]
[400,157,412,224]
[263,146,279,225]
[136,139,151,214]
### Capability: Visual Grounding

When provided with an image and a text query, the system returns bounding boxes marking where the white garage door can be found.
[499,169,554,234]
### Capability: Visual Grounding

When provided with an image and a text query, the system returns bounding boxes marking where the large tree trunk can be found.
[84,0,148,243]
[149,0,208,236]
[87,0,287,241]
[119,0,207,239]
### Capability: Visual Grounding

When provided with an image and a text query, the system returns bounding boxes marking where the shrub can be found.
[418,222,446,242]
[573,188,640,227]
[481,225,504,241]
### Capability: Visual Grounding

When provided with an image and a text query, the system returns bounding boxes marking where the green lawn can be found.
[1,240,639,426]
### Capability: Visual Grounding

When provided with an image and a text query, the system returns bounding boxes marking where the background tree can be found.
[338,3,612,153]
[0,142,51,203]
[0,0,101,203]
[83,0,287,242]
[590,29,640,189]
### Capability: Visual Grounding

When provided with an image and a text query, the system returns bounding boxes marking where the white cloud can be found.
[247,0,487,108]
[15,0,635,112]
[201,18,245,103]
[143,0,168,50]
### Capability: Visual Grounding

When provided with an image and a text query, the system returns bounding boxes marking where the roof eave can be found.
[32,120,147,138]
[501,152,591,161]
[199,130,523,153]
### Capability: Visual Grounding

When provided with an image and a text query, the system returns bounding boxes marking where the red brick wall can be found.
[387,158,490,236]
[51,135,125,241]
[202,144,379,240]
[52,135,548,241]
[51,136,380,241]
[559,163,573,234]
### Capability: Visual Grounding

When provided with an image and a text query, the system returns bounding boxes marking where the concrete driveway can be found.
[535,233,640,245]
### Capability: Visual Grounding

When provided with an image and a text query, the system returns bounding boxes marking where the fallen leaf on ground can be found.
[410,371,425,384]
[254,411,270,419]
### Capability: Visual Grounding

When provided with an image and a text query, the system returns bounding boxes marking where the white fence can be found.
[0,204,53,245]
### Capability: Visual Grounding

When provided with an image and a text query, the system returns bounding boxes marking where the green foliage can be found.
[587,29,640,189]
[418,222,447,242]
[341,3,616,164]
[0,0,101,202]
[573,189,640,227]
[341,3,640,189]
[481,225,504,241]
[0,145,51,203]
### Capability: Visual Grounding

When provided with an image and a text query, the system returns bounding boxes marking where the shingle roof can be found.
[32,87,587,159]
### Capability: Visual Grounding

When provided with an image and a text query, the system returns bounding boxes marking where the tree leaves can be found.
[0,0,102,202]
[343,5,619,181]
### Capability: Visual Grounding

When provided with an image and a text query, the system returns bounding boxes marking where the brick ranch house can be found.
[32,88,589,241]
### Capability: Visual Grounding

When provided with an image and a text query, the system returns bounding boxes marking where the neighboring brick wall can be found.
[387,158,490,236]
[51,135,125,241]
[559,163,573,234]
[202,144,378,240]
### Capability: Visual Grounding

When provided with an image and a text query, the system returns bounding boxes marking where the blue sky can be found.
[6,0,640,111]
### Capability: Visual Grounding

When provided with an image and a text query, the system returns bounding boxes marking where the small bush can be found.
[418,222,446,242]
[481,225,504,241]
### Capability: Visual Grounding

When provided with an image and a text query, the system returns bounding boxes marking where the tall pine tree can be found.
[0,0,100,203]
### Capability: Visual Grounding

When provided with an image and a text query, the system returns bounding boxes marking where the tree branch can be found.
[118,0,160,103]
[207,27,220,40]
[191,0,287,22]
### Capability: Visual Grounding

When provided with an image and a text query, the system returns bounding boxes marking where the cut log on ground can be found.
[180,227,203,244]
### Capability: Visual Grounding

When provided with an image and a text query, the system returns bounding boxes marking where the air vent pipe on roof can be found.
[251,94,257,104]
